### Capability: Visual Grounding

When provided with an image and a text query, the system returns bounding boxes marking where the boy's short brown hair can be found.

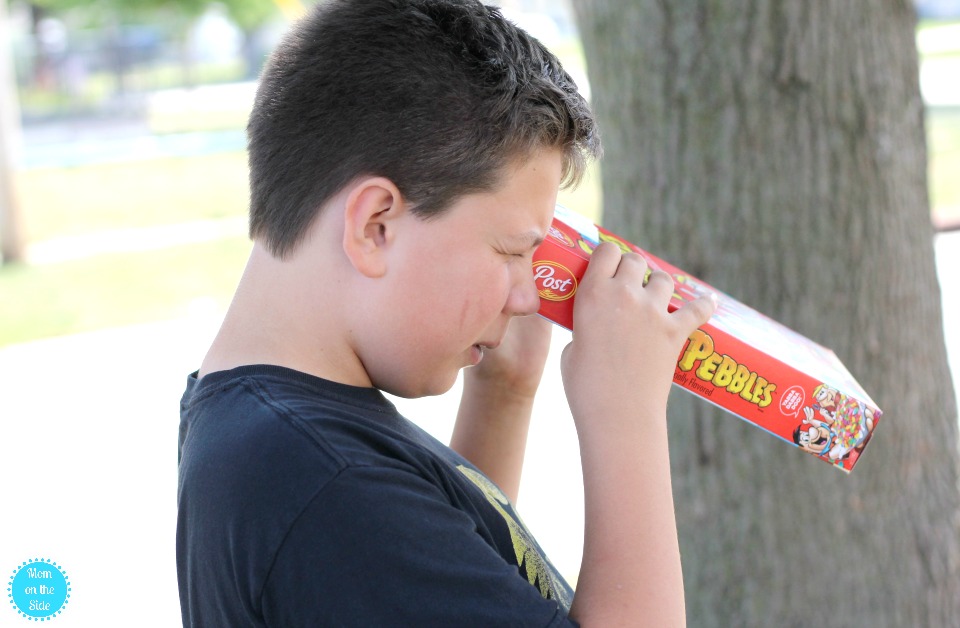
[247,0,600,258]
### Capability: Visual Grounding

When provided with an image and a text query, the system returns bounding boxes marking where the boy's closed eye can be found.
[496,232,545,259]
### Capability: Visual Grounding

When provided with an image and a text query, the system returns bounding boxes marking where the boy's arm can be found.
[562,243,716,627]
[450,315,553,504]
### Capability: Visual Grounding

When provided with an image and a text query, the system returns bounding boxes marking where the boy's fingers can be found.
[675,293,718,332]
[585,243,658,288]
[611,251,651,286]
[642,268,674,297]
[582,241,626,280]
[583,242,718,334]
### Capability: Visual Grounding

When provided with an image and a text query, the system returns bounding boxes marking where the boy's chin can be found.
[378,369,460,400]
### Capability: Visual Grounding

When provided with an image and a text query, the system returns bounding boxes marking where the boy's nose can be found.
[511,272,542,317]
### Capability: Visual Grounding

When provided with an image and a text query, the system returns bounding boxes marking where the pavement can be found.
[1,229,957,625]
[26,216,247,265]
[17,83,254,170]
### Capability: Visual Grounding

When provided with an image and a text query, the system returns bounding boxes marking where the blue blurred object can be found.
[915,0,960,19]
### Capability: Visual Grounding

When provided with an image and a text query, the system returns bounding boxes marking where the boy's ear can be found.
[341,177,406,278]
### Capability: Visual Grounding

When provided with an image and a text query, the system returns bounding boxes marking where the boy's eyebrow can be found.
[504,231,545,250]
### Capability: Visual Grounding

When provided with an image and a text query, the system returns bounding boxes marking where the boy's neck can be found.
[198,243,372,388]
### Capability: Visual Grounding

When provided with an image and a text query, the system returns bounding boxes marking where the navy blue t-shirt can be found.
[177,365,577,627]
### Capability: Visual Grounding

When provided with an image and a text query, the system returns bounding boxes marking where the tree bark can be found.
[573,1,960,625]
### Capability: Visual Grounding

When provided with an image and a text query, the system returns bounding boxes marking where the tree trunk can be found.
[573,1,960,625]
[0,0,24,264]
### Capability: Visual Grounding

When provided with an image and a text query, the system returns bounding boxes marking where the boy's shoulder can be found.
[181,364,402,454]
[178,364,454,481]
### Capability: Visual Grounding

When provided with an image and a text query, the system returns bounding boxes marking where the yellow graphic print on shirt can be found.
[456,464,572,610]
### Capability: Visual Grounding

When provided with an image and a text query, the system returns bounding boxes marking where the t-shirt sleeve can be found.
[260,464,579,628]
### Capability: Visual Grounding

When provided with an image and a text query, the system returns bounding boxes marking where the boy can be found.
[176,1,716,626]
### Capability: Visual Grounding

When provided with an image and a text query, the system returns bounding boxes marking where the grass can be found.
[1,153,254,347]
[917,19,960,59]
[928,107,960,223]
[19,152,249,242]
[0,236,249,346]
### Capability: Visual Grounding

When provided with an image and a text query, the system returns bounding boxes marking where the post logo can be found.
[533,261,577,301]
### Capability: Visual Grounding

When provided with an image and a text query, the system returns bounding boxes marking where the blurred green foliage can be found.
[31,0,280,31]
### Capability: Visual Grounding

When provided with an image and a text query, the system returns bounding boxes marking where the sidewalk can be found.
[26,216,247,265]
[19,82,255,169]
[1,231,957,626]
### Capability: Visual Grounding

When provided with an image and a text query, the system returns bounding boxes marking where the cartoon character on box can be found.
[792,383,876,464]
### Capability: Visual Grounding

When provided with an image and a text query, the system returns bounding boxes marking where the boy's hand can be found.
[560,241,716,439]
[562,241,716,626]
[452,315,552,503]
[466,314,553,399]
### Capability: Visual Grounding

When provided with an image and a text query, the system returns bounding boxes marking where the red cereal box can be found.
[534,206,881,473]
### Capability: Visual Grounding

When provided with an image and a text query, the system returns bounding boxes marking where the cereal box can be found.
[533,206,881,472]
